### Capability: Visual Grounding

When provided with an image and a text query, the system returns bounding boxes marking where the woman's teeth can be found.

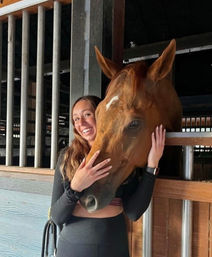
[83,128,91,134]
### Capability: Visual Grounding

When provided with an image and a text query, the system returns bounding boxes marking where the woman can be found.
[51,95,166,257]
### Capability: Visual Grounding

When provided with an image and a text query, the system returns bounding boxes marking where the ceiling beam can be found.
[124,32,212,60]
[0,0,71,20]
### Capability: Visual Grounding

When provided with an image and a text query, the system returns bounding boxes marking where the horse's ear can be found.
[147,39,176,82]
[94,46,121,79]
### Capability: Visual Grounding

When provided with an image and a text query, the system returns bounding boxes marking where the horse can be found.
[80,39,182,212]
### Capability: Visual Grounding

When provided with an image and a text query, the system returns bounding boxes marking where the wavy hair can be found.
[60,95,101,180]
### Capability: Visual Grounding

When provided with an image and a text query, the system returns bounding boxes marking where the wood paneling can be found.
[152,198,169,257]
[0,165,54,175]
[154,178,212,203]
[167,199,182,257]
[166,136,212,146]
[131,218,142,257]
[129,198,212,257]
[192,202,210,257]
[209,204,212,257]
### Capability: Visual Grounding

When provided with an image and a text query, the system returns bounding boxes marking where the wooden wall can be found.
[128,179,212,257]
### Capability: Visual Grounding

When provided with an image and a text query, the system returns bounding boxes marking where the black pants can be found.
[56,213,130,257]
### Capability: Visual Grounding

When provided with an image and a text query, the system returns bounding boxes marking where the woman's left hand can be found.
[147,124,166,168]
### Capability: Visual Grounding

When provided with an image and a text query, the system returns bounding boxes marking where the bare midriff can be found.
[72,202,123,218]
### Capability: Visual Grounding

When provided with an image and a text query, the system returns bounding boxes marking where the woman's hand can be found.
[70,150,112,192]
[147,124,166,168]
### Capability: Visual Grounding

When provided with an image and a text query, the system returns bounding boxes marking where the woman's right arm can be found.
[51,150,79,226]
[51,149,112,226]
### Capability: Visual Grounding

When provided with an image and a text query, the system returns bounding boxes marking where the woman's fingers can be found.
[78,158,86,168]
[151,131,156,148]
[154,125,165,148]
[95,165,112,176]
[86,150,111,173]
[92,158,111,171]
[94,171,110,181]
[86,150,101,168]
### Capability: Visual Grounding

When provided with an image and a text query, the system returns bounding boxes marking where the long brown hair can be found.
[60,95,101,180]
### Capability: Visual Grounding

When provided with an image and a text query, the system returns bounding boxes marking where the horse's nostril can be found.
[85,195,98,212]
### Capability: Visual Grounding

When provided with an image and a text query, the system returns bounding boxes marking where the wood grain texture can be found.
[166,136,212,146]
[209,204,212,257]
[152,198,169,257]
[167,199,182,257]
[154,178,212,203]
[192,202,210,257]
[131,217,142,257]
[0,165,54,176]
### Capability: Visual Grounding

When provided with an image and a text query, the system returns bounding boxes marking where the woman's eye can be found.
[84,112,91,117]
[74,117,80,122]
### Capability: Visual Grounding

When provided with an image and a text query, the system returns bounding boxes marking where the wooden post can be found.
[112,0,125,66]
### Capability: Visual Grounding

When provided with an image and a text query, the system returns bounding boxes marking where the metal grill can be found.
[0,2,70,168]
[182,116,212,153]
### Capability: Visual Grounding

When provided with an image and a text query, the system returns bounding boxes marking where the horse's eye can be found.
[127,120,141,130]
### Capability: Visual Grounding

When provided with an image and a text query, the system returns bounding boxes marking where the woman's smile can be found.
[73,99,97,146]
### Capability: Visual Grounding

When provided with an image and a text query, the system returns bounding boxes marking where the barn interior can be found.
[1,2,212,257]
[0,0,212,178]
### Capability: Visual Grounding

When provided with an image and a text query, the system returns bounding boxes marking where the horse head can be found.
[80,39,182,212]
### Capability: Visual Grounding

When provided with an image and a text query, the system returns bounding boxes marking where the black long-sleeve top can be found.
[51,150,157,226]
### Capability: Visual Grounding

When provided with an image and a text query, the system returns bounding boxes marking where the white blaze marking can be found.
[106,95,119,111]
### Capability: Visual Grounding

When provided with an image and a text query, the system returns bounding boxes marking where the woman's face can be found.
[73,100,97,146]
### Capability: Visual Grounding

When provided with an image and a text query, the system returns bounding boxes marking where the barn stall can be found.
[0,0,212,257]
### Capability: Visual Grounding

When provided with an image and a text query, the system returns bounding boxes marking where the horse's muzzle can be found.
[80,184,115,212]
[83,194,98,212]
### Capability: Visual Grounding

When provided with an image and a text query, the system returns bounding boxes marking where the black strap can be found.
[41,219,57,257]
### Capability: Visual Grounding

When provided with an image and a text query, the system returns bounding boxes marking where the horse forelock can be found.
[105,62,148,109]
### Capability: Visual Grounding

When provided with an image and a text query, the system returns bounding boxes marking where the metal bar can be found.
[6,15,15,166]
[34,6,45,168]
[142,200,153,257]
[181,145,194,257]
[124,32,212,61]
[166,131,212,137]
[0,0,49,16]
[50,1,61,169]
[0,21,2,118]
[19,10,29,167]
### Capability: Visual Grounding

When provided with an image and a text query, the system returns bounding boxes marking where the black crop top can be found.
[51,150,157,226]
